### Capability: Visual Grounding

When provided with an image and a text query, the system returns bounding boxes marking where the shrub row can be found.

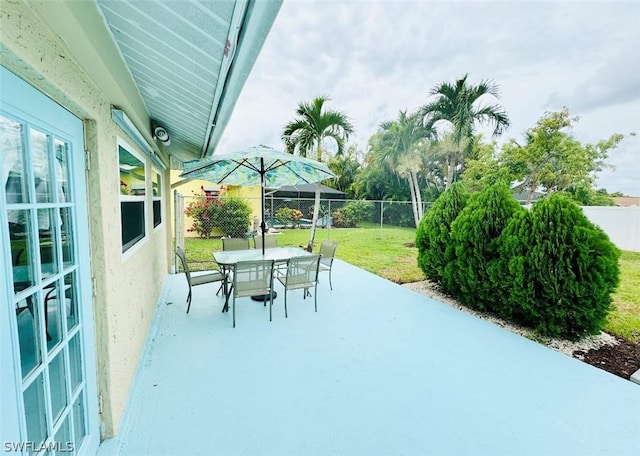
[332,200,374,228]
[416,184,620,340]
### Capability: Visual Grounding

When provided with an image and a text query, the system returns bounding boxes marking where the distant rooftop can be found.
[613,196,640,207]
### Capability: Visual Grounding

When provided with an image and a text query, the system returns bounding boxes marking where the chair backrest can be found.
[222,237,250,251]
[254,234,277,250]
[232,259,274,298]
[175,246,192,284]
[319,240,338,267]
[284,255,321,289]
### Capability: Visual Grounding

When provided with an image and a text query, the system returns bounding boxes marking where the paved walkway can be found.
[99,260,640,455]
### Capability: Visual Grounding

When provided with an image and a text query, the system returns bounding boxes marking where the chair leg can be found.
[328,269,333,290]
[222,284,233,313]
[269,286,274,321]
[232,295,236,328]
[186,289,192,314]
[284,288,288,318]
[314,284,318,312]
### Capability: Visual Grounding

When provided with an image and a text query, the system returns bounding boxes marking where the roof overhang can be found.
[28,0,281,169]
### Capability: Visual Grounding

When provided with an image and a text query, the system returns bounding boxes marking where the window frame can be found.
[117,137,147,255]
[152,168,163,230]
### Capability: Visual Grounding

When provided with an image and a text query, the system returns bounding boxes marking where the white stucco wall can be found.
[1,1,172,438]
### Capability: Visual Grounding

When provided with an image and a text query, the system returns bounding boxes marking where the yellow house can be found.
[169,171,262,238]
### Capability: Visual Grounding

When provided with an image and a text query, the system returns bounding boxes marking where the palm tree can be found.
[420,74,510,188]
[369,110,432,227]
[327,145,362,198]
[282,96,354,251]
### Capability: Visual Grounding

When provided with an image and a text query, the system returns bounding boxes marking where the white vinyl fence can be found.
[580,206,640,252]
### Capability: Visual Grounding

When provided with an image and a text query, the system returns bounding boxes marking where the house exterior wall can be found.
[1,1,172,438]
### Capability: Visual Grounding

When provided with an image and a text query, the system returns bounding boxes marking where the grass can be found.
[184,223,424,283]
[606,251,640,343]
[184,226,640,342]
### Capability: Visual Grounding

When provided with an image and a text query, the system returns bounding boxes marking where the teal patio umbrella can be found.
[179,145,335,254]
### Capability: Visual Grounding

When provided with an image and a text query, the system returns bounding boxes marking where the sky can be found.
[219,0,640,196]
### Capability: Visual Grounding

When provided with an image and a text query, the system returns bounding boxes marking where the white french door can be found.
[1,66,99,455]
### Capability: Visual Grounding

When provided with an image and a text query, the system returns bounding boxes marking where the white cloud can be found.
[220,0,640,195]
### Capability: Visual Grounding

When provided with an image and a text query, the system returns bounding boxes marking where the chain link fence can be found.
[176,192,433,241]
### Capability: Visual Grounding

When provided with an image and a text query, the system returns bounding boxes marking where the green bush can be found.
[185,194,218,238]
[446,183,524,310]
[415,183,469,286]
[332,200,374,228]
[215,197,252,237]
[275,207,303,228]
[497,193,620,339]
[185,194,252,238]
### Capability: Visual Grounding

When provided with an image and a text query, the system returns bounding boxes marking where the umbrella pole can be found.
[261,158,266,255]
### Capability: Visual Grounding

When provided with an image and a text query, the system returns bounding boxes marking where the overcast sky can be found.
[219,0,640,196]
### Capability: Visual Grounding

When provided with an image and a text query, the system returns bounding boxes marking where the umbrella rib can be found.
[216,161,246,184]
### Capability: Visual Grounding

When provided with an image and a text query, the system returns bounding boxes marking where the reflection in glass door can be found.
[1,67,98,455]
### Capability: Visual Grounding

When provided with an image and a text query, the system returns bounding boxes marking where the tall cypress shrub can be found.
[447,183,524,311]
[415,183,469,286]
[498,194,620,339]
[489,209,535,321]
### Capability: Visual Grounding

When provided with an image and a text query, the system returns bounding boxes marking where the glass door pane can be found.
[1,65,98,455]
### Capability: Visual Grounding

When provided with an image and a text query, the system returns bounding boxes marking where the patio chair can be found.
[276,254,321,318]
[222,237,251,251]
[254,234,278,250]
[230,259,275,327]
[175,246,225,313]
[318,240,338,290]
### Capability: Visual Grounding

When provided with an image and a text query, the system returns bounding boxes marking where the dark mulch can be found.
[574,334,640,380]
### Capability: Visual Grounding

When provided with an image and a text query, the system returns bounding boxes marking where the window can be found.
[152,170,162,228]
[119,140,146,252]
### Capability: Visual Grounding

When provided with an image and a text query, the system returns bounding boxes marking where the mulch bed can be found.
[574,334,640,381]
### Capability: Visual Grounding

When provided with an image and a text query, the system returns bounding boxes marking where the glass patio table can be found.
[213,246,315,311]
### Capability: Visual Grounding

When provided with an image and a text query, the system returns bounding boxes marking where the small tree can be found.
[415,182,469,286]
[497,194,620,339]
[185,193,218,238]
[214,197,252,237]
[446,183,524,310]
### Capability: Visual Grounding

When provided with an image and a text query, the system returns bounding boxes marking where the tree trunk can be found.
[526,187,535,204]
[306,185,321,252]
[407,175,420,228]
[306,140,324,252]
[411,170,423,221]
[446,155,454,189]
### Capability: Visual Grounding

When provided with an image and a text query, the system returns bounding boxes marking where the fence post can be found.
[174,190,185,273]
[380,200,384,232]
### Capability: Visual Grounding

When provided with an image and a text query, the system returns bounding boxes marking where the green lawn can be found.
[607,251,640,343]
[184,223,424,283]
[184,227,639,342]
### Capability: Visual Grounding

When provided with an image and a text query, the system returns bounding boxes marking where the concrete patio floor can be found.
[98,260,640,455]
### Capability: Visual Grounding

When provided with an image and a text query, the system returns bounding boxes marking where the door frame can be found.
[0,65,99,455]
